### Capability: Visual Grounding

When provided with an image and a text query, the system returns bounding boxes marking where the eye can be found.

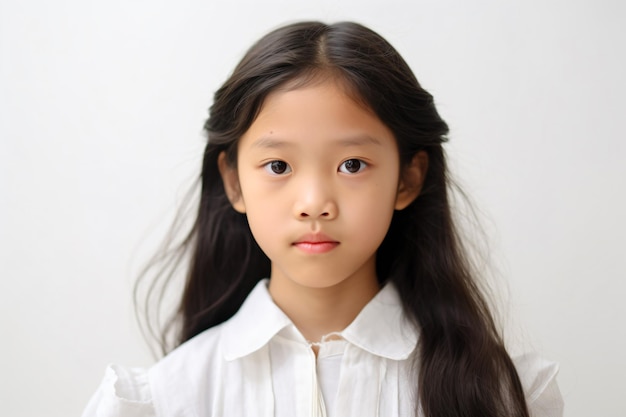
[339,159,367,174]
[263,160,291,175]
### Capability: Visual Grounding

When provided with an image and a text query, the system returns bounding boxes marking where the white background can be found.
[1,1,625,416]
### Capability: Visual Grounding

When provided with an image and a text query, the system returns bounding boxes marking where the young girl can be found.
[83,21,563,417]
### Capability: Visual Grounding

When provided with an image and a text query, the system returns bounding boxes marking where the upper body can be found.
[82,280,564,417]
[88,21,564,417]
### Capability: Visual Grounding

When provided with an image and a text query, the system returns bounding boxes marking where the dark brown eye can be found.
[339,159,366,174]
[264,160,291,175]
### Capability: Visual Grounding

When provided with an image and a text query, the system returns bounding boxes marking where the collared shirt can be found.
[82,280,564,417]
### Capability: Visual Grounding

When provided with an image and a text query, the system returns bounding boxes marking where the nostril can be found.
[296,210,332,218]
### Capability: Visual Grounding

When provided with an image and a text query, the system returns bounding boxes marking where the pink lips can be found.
[293,233,339,254]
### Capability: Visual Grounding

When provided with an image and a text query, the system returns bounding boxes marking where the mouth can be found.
[292,233,340,254]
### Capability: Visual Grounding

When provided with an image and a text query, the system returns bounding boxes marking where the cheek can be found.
[245,210,280,261]
[239,184,286,254]
[346,185,397,238]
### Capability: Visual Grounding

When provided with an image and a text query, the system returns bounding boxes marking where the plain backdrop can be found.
[1,0,625,416]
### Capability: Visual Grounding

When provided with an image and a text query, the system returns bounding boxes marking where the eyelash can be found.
[339,158,367,174]
[262,159,368,175]
[263,160,291,175]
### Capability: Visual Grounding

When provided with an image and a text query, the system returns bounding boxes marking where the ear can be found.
[218,151,246,213]
[395,151,428,210]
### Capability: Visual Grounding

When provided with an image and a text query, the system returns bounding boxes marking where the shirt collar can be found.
[222,279,419,361]
[222,279,292,361]
[340,282,418,360]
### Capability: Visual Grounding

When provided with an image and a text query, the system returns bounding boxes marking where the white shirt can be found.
[82,280,563,417]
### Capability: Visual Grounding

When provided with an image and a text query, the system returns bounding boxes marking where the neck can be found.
[268,272,380,343]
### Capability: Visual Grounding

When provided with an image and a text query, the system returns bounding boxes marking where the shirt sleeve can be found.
[513,353,564,417]
[81,364,156,417]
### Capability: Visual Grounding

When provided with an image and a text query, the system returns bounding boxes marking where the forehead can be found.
[239,79,395,151]
[275,71,368,108]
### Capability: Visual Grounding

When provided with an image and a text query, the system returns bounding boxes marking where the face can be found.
[220,79,422,295]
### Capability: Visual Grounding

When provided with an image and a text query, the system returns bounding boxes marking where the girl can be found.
[83,21,563,417]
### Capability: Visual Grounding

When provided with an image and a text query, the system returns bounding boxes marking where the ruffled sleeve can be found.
[514,353,564,417]
[81,364,156,417]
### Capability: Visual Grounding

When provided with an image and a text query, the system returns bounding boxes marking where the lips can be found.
[292,233,339,254]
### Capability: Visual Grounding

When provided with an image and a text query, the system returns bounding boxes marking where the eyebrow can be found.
[251,137,293,149]
[251,135,383,149]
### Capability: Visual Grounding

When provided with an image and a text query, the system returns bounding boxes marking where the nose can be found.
[292,176,338,220]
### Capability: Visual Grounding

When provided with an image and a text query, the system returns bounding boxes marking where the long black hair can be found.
[137,21,530,417]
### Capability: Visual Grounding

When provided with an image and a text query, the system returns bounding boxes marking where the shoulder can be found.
[151,323,226,381]
[81,325,226,417]
[512,352,564,417]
